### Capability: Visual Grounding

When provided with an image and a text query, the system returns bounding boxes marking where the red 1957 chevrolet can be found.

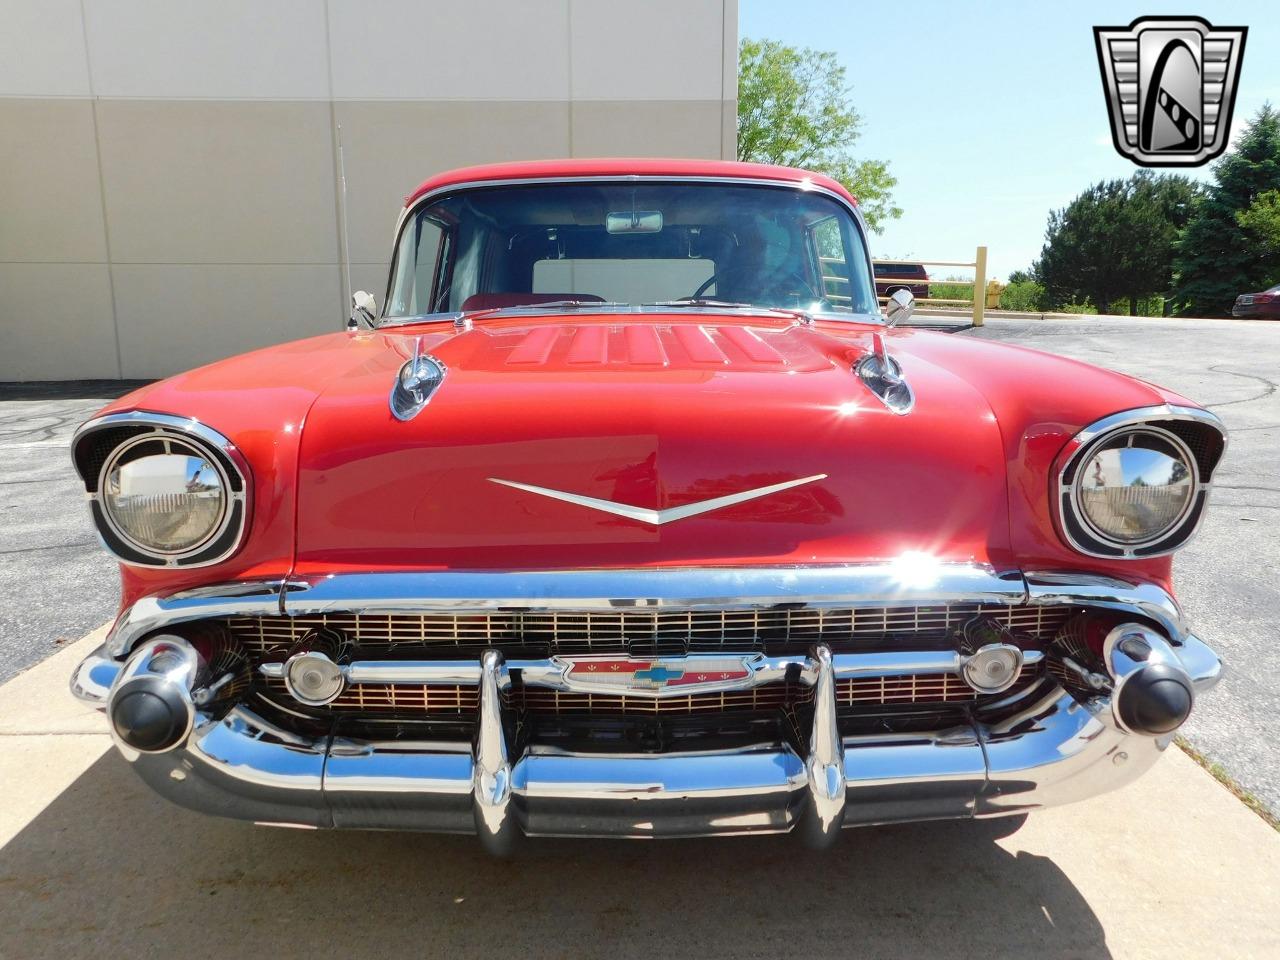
[69,159,1225,851]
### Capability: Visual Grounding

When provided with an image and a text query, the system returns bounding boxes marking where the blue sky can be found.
[741,1,1280,280]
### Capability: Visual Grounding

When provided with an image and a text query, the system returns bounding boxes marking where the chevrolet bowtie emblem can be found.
[558,656,756,695]
[488,474,826,525]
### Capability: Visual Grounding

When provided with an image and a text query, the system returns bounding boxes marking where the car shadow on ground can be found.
[0,752,1112,960]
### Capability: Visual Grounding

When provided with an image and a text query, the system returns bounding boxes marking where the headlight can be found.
[72,413,251,567]
[102,438,228,554]
[1073,428,1195,545]
[1055,408,1226,559]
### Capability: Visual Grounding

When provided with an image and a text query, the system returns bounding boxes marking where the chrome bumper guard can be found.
[71,622,1222,847]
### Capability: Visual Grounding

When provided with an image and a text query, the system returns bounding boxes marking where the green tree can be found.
[1000,270,1046,311]
[1171,105,1280,316]
[738,38,901,232]
[1237,189,1280,265]
[1035,172,1198,314]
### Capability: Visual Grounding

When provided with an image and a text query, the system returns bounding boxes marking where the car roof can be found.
[404,158,858,208]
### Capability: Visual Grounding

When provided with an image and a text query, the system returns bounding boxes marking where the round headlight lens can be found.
[102,441,228,555]
[1074,429,1195,545]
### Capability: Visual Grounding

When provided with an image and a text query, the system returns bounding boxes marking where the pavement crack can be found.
[1205,366,1279,409]
[0,730,108,737]
[1223,422,1280,433]
[0,540,97,556]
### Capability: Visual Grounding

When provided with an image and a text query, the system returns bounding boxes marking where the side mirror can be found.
[349,290,377,330]
[884,288,915,327]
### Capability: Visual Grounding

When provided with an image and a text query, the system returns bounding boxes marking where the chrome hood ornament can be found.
[856,331,914,415]
[390,336,447,421]
[488,474,827,525]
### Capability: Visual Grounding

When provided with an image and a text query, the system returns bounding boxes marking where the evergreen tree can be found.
[1035,173,1198,314]
[1170,105,1280,316]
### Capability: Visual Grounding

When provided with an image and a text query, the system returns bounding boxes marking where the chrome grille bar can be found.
[256,651,1044,716]
[258,650,1044,694]
[263,668,1036,717]
[226,603,1071,658]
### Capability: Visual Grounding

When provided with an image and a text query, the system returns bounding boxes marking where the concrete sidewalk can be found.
[0,629,1277,959]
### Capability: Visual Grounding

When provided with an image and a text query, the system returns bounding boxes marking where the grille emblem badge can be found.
[558,656,756,696]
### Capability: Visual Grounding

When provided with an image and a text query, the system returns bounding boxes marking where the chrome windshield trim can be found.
[379,174,882,327]
[376,303,885,331]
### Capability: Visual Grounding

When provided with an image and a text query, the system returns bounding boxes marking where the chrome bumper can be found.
[71,627,1222,846]
[71,566,1222,843]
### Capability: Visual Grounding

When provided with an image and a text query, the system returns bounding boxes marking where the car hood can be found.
[102,312,1177,590]
[292,315,1023,570]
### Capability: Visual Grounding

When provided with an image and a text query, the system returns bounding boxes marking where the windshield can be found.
[383,181,878,320]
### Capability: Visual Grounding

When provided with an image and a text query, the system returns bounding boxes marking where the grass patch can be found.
[1176,735,1279,832]
[928,277,974,303]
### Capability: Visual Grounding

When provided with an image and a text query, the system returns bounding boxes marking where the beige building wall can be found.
[0,0,738,381]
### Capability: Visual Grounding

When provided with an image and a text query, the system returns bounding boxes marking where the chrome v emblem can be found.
[488,474,827,526]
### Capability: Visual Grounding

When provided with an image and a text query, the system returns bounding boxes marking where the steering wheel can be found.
[691,268,821,301]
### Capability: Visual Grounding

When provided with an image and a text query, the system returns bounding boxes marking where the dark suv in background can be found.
[874,261,930,300]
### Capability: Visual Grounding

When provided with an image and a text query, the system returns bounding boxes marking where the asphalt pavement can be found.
[0,315,1277,818]
[0,383,138,683]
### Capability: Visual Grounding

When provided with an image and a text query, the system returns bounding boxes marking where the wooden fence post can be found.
[973,246,988,327]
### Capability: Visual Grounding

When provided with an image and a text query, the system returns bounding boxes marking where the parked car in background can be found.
[1232,283,1280,319]
[874,260,930,300]
[69,158,1225,853]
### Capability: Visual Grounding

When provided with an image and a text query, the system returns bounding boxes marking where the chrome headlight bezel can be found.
[72,413,251,568]
[1053,405,1226,559]
[99,433,232,558]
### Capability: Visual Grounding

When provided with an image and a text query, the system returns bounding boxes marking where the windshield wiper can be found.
[643,299,755,309]
[468,300,630,316]
[643,299,814,322]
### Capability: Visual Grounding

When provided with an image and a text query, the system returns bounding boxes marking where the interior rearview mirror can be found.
[606,210,663,234]
[349,290,377,330]
[884,288,915,327]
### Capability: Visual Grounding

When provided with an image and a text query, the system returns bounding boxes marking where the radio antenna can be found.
[336,122,353,313]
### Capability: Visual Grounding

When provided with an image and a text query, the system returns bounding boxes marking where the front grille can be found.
[836,667,1037,706]
[224,603,1072,659]
[258,665,1040,719]
[508,682,809,716]
[263,676,479,714]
